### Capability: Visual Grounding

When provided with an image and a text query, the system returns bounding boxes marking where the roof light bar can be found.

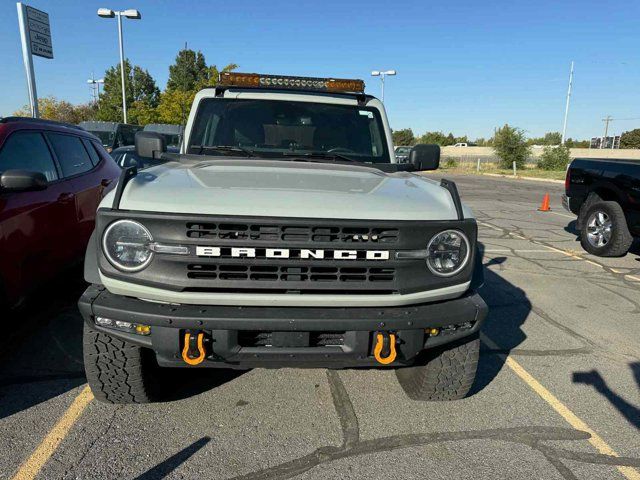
[219,72,365,94]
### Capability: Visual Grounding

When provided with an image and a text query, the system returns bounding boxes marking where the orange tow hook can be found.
[373,332,397,365]
[182,331,206,366]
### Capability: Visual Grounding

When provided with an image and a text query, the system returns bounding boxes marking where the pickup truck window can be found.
[188,99,390,163]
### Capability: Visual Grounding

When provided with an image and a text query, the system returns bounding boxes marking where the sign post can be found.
[16,3,54,118]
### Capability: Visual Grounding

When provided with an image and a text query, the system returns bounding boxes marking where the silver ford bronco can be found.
[79,72,487,404]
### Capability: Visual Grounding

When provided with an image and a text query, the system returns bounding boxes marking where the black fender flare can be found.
[84,230,101,285]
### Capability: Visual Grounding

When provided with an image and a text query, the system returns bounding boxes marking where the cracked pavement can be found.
[1,174,639,480]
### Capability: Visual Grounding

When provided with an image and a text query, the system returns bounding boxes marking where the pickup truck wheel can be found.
[396,333,479,401]
[579,201,632,257]
[83,324,160,404]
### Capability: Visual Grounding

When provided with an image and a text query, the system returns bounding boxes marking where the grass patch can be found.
[430,161,567,181]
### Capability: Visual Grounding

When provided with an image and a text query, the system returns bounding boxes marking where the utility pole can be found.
[561,61,574,144]
[601,115,613,149]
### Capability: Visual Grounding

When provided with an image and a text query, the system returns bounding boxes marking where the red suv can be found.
[0,117,120,308]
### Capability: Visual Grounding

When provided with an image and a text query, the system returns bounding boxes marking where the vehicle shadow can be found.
[572,363,640,431]
[0,268,87,420]
[0,269,243,419]
[133,436,211,480]
[470,243,532,395]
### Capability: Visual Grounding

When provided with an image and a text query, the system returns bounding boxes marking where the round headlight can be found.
[426,230,470,277]
[103,220,153,272]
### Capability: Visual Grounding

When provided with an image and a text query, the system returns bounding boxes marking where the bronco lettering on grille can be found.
[195,246,390,261]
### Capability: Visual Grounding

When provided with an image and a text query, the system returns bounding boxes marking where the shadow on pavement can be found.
[161,368,246,402]
[0,268,87,420]
[470,243,532,395]
[572,363,640,431]
[0,266,245,418]
[133,436,211,480]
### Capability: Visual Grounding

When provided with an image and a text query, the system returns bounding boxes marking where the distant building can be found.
[590,135,621,149]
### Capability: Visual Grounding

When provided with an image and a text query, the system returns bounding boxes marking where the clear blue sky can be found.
[1,0,639,140]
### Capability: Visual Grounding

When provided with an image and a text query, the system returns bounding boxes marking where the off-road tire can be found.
[83,324,161,404]
[579,200,632,257]
[396,333,479,401]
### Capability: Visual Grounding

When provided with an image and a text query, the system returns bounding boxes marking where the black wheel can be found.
[396,333,479,401]
[579,201,632,257]
[83,324,162,404]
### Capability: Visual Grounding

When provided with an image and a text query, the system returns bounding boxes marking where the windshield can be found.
[89,130,116,147]
[188,98,390,163]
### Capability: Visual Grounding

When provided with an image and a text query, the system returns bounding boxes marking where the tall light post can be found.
[97,8,141,123]
[87,75,104,105]
[371,70,396,103]
[561,61,574,145]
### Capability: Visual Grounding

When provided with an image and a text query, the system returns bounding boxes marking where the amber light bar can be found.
[219,72,365,94]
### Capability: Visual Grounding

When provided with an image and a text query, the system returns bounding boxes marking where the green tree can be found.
[166,49,209,92]
[538,145,571,170]
[443,133,456,146]
[13,96,97,123]
[418,131,447,145]
[156,89,195,125]
[392,128,415,146]
[160,48,237,125]
[620,128,640,149]
[565,138,590,148]
[492,124,530,169]
[527,131,562,146]
[97,60,160,124]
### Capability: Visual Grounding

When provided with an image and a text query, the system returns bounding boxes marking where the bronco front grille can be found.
[187,264,395,283]
[186,222,399,244]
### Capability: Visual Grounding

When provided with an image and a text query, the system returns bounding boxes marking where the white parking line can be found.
[483,335,640,480]
[545,211,576,219]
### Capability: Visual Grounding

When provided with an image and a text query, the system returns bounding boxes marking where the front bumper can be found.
[78,285,487,369]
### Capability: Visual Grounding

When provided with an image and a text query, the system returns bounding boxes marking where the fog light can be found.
[426,328,440,336]
[135,325,151,335]
[94,317,151,336]
[95,317,113,327]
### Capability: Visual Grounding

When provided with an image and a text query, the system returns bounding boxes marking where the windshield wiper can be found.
[281,151,362,164]
[194,145,255,157]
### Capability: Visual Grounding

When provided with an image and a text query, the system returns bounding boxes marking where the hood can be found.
[102,159,471,221]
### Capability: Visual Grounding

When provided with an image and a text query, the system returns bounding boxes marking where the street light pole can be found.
[371,70,396,103]
[97,8,141,124]
[116,12,127,123]
[561,61,574,145]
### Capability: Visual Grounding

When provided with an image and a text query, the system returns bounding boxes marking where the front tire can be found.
[83,324,161,404]
[579,201,632,257]
[396,333,479,401]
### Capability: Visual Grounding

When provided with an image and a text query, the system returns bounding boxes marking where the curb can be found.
[481,173,565,184]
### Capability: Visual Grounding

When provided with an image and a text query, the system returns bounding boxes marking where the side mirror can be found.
[0,170,48,192]
[135,131,166,159]
[409,144,440,171]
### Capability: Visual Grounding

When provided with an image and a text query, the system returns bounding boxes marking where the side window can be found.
[47,133,94,178]
[81,138,101,166]
[0,131,58,182]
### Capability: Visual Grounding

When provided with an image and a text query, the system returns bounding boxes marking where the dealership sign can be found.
[25,5,53,58]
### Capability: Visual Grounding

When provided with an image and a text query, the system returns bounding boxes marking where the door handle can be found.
[101,179,113,187]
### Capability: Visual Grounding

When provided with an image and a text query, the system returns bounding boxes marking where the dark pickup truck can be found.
[564,158,640,257]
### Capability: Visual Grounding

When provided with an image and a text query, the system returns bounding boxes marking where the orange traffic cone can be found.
[538,193,551,212]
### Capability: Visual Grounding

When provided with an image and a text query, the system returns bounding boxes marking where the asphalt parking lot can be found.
[1,174,639,480]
